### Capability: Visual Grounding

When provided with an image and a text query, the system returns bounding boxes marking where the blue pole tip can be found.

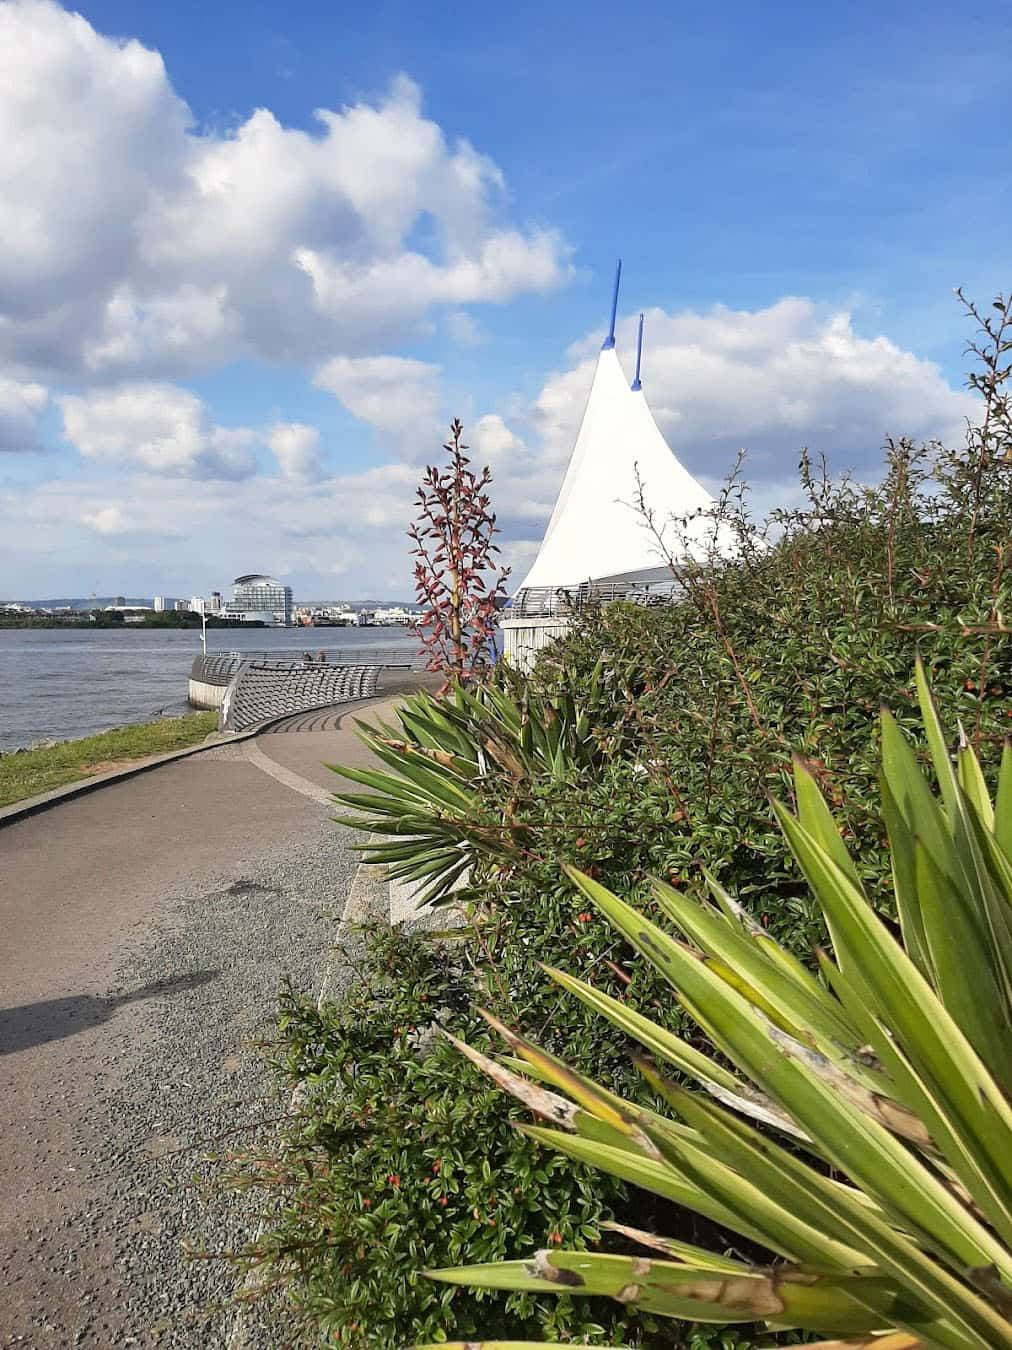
[631,312,644,390]
[601,258,622,350]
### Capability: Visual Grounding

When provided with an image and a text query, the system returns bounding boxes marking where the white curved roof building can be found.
[502,263,717,668]
[517,262,715,599]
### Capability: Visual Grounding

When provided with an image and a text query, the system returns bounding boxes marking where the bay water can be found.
[0,627,421,751]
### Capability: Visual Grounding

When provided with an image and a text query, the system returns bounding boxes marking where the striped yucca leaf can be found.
[420,660,1012,1348]
[329,672,605,907]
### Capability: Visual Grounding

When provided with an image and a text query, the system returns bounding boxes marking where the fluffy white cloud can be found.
[0,376,48,453]
[314,355,443,447]
[3,294,981,600]
[58,383,258,479]
[268,421,326,481]
[2,461,422,596]
[473,412,523,461]
[80,505,129,535]
[0,3,571,382]
[534,299,976,482]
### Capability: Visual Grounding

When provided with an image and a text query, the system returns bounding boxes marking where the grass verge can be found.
[0,712,218,808]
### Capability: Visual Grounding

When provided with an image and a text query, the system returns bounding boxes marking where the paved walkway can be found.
[0,679,434,1347]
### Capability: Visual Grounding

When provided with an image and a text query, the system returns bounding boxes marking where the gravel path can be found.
[5,813,358,1348]
[1,706,398,1348]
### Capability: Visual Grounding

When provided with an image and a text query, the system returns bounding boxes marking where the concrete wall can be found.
[187,678,228,711]
[499,616,572,673]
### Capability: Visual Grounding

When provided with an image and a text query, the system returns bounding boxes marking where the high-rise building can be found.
[153,596,168,612]
[225,574,293,626]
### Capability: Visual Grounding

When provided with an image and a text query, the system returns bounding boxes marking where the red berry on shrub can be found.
[438,1195,448,1207]
[362,1197,371,1208]
[575,836,586,848]
[388,1174,400,1188]
[549,1230,563,1244]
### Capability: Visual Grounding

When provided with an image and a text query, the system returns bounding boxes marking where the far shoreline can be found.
[0,618,265,631]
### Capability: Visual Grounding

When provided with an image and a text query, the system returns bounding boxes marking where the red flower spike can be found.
[408,418,510,685]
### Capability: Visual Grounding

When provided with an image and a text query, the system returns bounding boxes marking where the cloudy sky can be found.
[1,0,1008,600]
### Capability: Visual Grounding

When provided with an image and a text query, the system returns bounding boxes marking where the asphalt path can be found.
[0,687,426,1347]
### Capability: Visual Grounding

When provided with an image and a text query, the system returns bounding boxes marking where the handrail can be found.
[191,647,427,686]
[507,580,681,619]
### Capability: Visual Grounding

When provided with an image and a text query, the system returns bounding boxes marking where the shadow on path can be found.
[0,970,221,1056]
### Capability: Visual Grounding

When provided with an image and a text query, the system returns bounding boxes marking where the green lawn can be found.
[0,712,218,809]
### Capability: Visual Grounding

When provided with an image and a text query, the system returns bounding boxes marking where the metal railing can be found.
[508,580,681,619]
[191,646,427,687]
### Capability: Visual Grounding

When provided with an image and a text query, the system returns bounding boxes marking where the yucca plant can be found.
[416,658,1012,1348]
[331,669,605,906]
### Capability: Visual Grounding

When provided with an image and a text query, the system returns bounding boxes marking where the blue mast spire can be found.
[631,312,644,390]
[601,259,622,350]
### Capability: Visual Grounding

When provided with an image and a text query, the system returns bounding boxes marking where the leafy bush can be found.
[232,925,696,1348]
[229,293,1012,1346]
[335,675,607,907]
[424,664,1012,1348]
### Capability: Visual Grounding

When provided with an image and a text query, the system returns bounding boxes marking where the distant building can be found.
[225,574,293,626]
[153,596,169,612]
[370,606,419,626]
[173,600,189,612]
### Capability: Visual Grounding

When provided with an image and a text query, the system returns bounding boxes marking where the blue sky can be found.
[0,0,1008,599]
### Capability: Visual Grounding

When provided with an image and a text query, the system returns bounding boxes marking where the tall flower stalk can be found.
[410,419,509,686]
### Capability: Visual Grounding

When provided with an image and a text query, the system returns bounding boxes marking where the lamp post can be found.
[200,606,207,655]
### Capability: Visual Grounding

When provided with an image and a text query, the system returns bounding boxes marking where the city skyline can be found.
[2,0,1009,597]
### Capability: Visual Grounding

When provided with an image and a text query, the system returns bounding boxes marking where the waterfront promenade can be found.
[0,673,438,1347]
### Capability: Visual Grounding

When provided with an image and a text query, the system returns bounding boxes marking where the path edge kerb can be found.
[0,686,412,829]
[0,725,265,829]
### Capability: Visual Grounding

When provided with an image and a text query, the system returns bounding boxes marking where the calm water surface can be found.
[0,628,421,750]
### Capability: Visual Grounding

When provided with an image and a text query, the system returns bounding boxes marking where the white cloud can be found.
[444,310,486,347]
[268,421,326,481]
[58,383,258,479]
[0,3,571,382]
[80,505,129,535]
[473,413,523,461]
[2,292,980,600]
[0,376,48,452]
[314,355,443,447]
[534,298,975,481]
[2,462,421,596]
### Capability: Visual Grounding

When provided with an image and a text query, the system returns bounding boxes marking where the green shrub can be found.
[423,665,1012,1348]
[233,925,698,1348]
[228,292,1012,1346]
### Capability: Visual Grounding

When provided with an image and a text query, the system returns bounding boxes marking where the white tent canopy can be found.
[517,340,716,594]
